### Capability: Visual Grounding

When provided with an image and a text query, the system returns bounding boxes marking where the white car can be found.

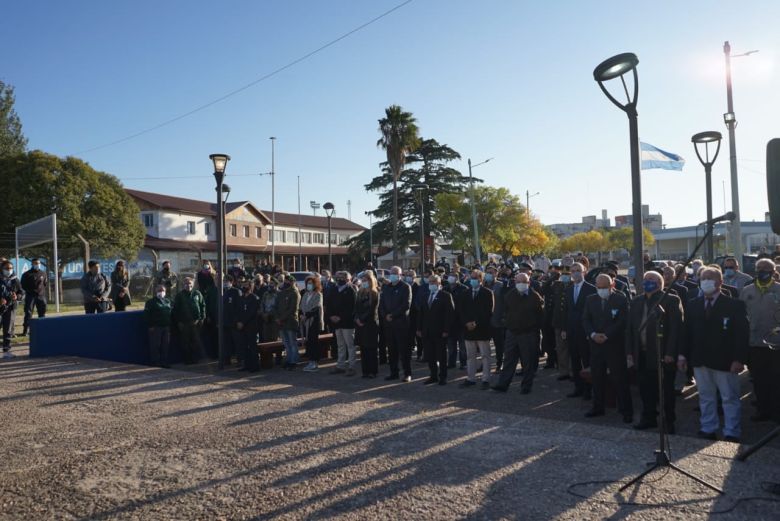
[289,271,315,291]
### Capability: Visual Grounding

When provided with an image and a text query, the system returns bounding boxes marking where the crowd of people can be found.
[2,251,780,443]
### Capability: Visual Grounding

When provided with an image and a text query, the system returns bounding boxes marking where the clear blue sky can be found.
[4,0,778,228]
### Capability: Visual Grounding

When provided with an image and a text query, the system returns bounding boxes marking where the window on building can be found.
[313,233,325,244]
[302,232,312,244]
[329,234,338,245]
[187,221,196,234]
[243,225,250,238]
[289,231,299,244]
[205,222,211,236]
[230,224,237,237]
[273,229,285,243]
[142,213,154,227]
[255,227,262,239]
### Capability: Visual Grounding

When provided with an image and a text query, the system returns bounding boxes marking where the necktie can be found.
[705,297,713,318]
[601,298,606,311]
[473,289,478,300]
[574,284,580,303]
[428,292,435,307]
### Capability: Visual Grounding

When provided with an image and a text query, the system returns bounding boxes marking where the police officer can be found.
[154,260,179,298]
[1,260,24,358]
[21,258,47,335]
[80,261,111,313]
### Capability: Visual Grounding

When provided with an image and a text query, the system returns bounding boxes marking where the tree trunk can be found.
[392,175,399,264]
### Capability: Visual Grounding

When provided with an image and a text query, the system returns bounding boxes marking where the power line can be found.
[74,0,414,155]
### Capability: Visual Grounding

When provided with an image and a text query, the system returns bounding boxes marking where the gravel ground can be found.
[2,354,780,521]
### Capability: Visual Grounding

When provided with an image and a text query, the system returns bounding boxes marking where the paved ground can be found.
[2,350,780,520]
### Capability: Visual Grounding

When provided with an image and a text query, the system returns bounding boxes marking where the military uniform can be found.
[20,266,47,334]
[0,271,24,355]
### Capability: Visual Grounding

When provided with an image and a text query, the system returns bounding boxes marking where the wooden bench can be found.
[257,333,334,369]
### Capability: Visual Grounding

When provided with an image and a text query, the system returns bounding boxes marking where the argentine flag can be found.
[640,142,685,171]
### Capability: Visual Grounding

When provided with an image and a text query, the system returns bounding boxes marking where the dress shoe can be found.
[724,435,741,444]
[490,385,508,393]
[584,409,605,418]
[459,380,477,388]
[697,430,717,440]
[480,381,490,390]
[330,368,346,375]
[544,363,556,369]
[402,375,412,383]
[438,379,447,386]
[385,374,399,381]
[520,388,531,395]
[556,375,571,381]
[423,377,438,385]
[634,420,658,431]
[566,390,583,398]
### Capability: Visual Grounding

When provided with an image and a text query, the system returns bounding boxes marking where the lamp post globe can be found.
[692,131,723,262]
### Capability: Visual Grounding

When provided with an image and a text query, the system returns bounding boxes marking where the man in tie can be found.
[492,272,544,394]
[459,270,495,389]
[680,267,749,442]
[417,274,455,385]
[565,262,597,399]
[484,266,506,372]
[582,274,633,422]
[379,266,413,382]
[626,271,684,434]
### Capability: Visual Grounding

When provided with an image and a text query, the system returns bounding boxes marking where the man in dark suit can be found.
[379,266,413,382]
[626,271,684,433]
[662,266,688,303]
[582,274,633,422]
[565,262,597,399]
[680,267,749,442]
[417,274,455,385]
[604,261,633,300]
[459,269,495,389]
[404,269,423,361]
[443,270,468,369]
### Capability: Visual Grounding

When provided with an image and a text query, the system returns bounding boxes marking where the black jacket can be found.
[443,281,468,334]
[565,281,597,339]
[223,286,243,327]
[379,281,412,324]
[685,294,749,371]
[21,269,46,297]
[625,292,684,365]
[325,284,357,329]
[582,291,629,351]
[418,290,455,339]
[459,286,494,340]
[239,293,260,330]
[503,288,544,334]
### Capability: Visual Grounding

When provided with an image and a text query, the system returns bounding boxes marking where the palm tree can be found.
[377,105,420,264]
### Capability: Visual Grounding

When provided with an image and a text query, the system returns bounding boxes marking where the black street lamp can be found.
[323,202,335,272]
[692,131,723,262]
[593,52,644,289]
[209,153,230,369]
[413,184,428,272]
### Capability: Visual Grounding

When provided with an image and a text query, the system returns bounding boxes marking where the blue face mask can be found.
[428,283,439,292]
[32,264,40,271]
[306,283,314,292]
[560,275,571,284]
[485,273,494,283]
[469,279,480,288]
[361,281,369,289]
[388,274,399,283]
[642,280,659,293]
[724,268,736,278]
[757,271,773,283]
[404,276,414,284]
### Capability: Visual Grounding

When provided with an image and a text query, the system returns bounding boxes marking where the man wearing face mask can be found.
[21,258,47,336]
[227,259,246,282]
[379,266,413,382]
[197,261,216,293]
[740,259,780,423]
[492,272,544,394]
[154,260,178,298]
[484,266,506,372]
[551,265,572,381]
[144,284,173,368]
[237,279,261,372]
[582,274,633,422]
[459,270,495,389]
[221,275,244,366]
[604,261,633,300]
[276,274,301,370]
[325,271,358,376]
[0,261,24,358]
[443,270,468,369]
[80,261,111,314]
[565,262,597,399]
[260,278,280,344]
[404,270,423,362]
[417,274,455,385]
[722,256,753,294]
[681,267,749,442]
[172,277,206,364]
[626,271,683,434]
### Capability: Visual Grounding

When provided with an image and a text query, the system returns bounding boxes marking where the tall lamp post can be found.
[723,42,758,259]
[413,183,428,272]
[209,153,230,370]
[324,202,335,272]
[365,211,374,266]
[221,184,231,266]
[526,190,540,219]
[593,52,644,290]
[467,157,492,265]
[692,131,723,262]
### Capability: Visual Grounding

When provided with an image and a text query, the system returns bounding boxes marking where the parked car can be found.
[289,271,315,291]
[713,254,758,276]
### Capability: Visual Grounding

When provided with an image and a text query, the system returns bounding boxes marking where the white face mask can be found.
[515,283,529,293]
[447,276,457,285]
[700,279,717,295]
[156,291,166,299]
[2,269,11,277]
[571,272,583,283]
[597,288,611,299]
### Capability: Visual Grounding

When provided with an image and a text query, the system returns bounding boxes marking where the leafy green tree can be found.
[0,81,27,158]
[377,105,420,263]
[434,186,554,259]
[607,226,655,253]
[559,230,610,256]
[0,151,146,266]
[347,138,475,260]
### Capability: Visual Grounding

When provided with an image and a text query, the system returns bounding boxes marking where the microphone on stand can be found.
[698,211,736,226]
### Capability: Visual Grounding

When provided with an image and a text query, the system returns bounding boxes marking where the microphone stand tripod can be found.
[619,223,723,494]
